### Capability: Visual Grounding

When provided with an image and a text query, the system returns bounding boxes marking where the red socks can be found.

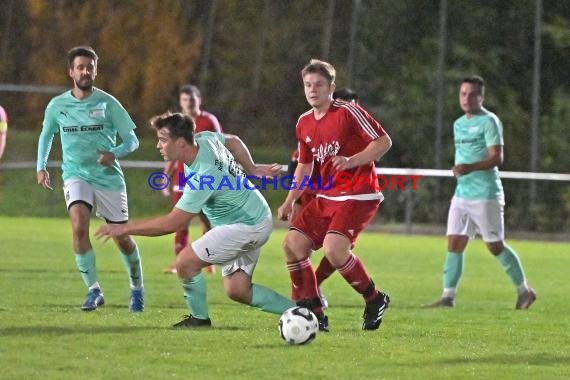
[337,254,378,302]
[287,258,320,304]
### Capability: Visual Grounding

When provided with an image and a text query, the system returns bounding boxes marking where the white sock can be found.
[442,288,456,299]
[517,281,529,296]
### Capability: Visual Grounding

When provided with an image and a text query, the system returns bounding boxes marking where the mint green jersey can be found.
[37,88,138,191]
[453,107,504,200]
[176,132,270,226]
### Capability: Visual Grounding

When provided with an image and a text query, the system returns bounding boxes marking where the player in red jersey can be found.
[278,60,392,331]
[287,88,359,307]
[162,85,222,274]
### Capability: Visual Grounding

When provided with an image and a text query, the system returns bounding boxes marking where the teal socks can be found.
[181,273,209,319]
[496,245,525,286]
[75,250,98,288]
[120,244,144,289]
[250,284,295,315]
[443,251,464,290]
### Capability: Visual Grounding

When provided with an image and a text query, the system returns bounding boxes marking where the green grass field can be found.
[0,216,568,379]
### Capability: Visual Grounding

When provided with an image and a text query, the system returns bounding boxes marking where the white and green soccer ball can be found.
[278,306,318,345]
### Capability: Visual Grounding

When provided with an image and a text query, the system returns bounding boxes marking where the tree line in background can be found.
[0,0,568,232]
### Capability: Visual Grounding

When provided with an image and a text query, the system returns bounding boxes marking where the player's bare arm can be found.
[96,208,194,240]
[277,161,313,221]
[223,134,257,173]
[332,135,392,171]
[452,145,503,177]
[224,134,281,178]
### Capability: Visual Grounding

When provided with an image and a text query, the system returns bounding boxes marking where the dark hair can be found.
[301,59,336,84]
[67,46,98,68]
[333,88,358,102]
[462,75,485,95]
[150,112,195,144]
[179,84,201,97]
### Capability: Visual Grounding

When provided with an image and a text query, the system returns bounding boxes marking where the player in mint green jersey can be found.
[36,46,144,312]
[425,75,536,310]
[96,112,294,328]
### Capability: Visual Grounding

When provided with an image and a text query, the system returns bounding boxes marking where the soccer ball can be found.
[278,306,318,345]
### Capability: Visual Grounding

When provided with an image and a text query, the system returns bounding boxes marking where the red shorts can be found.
[291,197,380,250]
[296,192,317,208]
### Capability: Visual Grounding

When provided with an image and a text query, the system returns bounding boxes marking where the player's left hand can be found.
[95,224,126,242]
[97,150,116,166]
[331,156,352,171]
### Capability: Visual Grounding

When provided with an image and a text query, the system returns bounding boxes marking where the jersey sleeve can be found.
[484,116,503,147]
[110,129,139,158]
[175,179,214,214]
[36,101,60,171]
[206,112,223,133]
[196,112,223,133]
[213,131,225,144]
[297,139,313,164]
[108,97,137,134]
[295,117,313,164]
[196,131,225,145]
[108,98,139,158]
[345,103,386,143]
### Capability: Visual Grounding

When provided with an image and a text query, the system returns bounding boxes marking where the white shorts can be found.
[191,216,273,277]
[63,178,129,223]
[446,196,505,242]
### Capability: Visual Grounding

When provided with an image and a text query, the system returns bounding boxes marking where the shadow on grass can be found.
[438,353,570,366]
[0,325,164,336]
[0,324,243,336]
[0,268,48,273]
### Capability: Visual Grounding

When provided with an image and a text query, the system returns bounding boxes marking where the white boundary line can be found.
[3,161,570,181]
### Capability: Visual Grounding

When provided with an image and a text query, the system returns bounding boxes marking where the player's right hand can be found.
[277,201,293,221]
[37,170,53,190]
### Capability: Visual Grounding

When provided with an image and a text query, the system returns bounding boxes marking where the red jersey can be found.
[296,100,386,200]
[290,149,319,196]
[194,111,223,134]
[174,111,223,190]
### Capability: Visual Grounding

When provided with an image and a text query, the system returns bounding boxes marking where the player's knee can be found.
[487,241,504,255]
[175,262,192,279]
[175,258,201,279]
[282,234,310,260]
[226,288,246,303]
[322,247,349,268]
[321,242,339,256]
[282,238,294,258]
[72,225,90,243]
[225,285,249,304]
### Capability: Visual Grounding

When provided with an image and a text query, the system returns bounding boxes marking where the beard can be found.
[75,77,94,92]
